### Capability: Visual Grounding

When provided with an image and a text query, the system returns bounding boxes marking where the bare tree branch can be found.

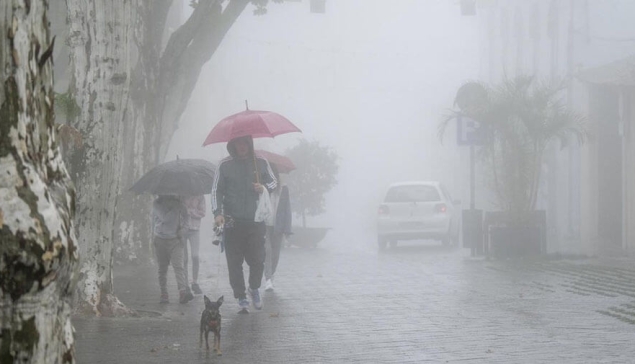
[160,0,223,78]
[130,1,174,101]
[155,0,250,159]
[151,1,174,37]
[133,1,173,50]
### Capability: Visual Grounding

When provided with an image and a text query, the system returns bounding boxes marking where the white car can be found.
[377,181,460,249]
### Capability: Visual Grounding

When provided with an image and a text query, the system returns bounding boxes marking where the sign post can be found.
[456,115,487,256]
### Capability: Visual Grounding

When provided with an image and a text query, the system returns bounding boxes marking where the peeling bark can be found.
[66,0,135,316]
[0,0,79,362]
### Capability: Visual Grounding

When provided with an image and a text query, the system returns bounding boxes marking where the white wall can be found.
[474,0,635,255]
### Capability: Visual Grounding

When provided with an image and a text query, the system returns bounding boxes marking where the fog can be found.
[169,0,479,243]
[18,0,635,362]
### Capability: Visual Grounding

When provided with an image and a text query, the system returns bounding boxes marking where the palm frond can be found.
[441,75,587,216]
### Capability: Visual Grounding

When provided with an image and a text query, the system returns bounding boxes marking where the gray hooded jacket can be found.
[211,136,277,222]
[152,196,187,239]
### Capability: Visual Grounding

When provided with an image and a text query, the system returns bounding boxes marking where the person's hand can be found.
[253,183,264,194]
[215,215,225,226]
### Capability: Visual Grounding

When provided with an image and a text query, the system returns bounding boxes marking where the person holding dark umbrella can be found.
[151,195,194,304]
[212,136,278,313]
[129,158,216,304]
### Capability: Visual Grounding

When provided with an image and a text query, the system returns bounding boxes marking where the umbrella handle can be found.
[253,152,260,184]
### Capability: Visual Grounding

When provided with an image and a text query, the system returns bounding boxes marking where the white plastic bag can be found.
[255,188,272,223]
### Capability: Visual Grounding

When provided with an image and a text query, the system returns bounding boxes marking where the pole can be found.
[470,144,476,256]
[253,151,260,184]
[470,145,476,209]
[567,0,575,236]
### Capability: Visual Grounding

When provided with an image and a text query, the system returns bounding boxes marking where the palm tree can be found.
[440,76,586,223]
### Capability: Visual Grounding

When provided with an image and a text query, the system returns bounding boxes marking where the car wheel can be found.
[378,237,387,250]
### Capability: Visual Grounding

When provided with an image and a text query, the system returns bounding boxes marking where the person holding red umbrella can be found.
[205,102,301,312]
[211,135,278,313]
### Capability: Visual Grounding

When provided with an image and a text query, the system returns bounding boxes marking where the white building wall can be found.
[472,0,635,255]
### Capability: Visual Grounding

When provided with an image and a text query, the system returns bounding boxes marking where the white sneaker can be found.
[248,287,262,310]
[264,279,274,292]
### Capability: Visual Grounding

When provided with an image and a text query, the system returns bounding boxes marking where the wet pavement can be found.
[74,231,635,363]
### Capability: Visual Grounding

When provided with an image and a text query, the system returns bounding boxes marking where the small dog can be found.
[200,295,223,355]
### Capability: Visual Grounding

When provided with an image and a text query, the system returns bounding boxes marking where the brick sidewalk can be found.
[74,235,635,363]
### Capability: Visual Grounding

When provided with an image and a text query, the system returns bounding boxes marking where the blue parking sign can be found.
[456,115,488,146]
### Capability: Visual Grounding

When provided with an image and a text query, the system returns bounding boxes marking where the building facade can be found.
[469,0,635,255]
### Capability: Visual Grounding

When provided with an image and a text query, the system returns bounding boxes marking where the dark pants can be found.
[224,220,266,299]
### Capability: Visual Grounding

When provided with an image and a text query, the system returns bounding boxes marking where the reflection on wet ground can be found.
[75,234,635,363]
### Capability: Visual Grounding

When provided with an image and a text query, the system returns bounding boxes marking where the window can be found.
[385,185,441,203]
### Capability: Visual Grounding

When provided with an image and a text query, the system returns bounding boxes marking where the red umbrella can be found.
[202,105,301,146]
[255,150,296,174]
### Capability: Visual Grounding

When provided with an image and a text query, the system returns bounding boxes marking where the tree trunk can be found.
[115,0,250,262]
[0,1,79,362]
[66,0,135,316]
[113,0,176,263]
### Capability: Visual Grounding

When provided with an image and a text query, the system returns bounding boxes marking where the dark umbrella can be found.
[129,158,216,196]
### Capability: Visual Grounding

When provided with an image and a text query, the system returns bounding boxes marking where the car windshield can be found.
[385,185,441,203]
